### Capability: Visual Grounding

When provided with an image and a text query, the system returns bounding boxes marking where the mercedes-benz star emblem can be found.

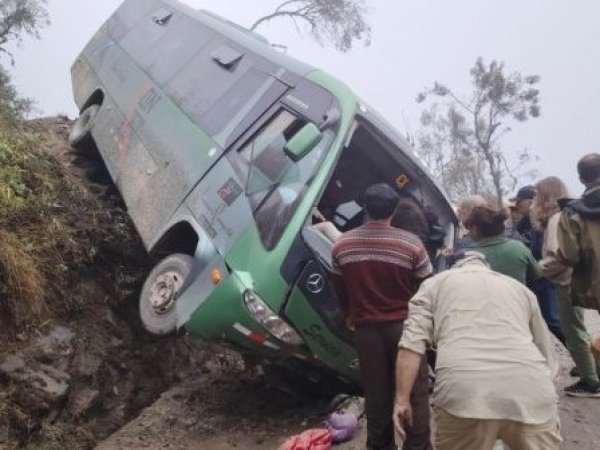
[306,273,325,294]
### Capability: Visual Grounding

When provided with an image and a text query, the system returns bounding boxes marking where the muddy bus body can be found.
[70,0,457,384]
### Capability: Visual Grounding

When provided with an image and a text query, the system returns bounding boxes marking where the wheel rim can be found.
[148,270,184,315]
[70,108,95,142]
[78,111,92,129]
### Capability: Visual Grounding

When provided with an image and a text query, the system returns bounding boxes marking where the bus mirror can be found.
[284,123,322,162]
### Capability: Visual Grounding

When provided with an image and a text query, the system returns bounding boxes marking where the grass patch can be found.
[0,121,140,332]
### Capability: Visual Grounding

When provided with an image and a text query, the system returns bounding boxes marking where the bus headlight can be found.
[243,290,304,346]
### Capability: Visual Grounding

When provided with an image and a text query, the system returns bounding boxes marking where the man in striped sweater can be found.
[332,183,433,450]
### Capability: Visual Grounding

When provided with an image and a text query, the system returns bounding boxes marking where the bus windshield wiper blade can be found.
[252,181,281,213]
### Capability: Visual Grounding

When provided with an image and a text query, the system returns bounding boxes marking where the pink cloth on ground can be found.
[278,428,332,450]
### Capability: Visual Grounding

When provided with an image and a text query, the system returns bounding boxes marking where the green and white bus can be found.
[70,0,456,385]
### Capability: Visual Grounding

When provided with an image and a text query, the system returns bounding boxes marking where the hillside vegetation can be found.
[0,119,139,333]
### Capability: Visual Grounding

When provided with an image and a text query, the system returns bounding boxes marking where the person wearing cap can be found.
[393,251,561,450]
[514,186,538,249]
[504,199,522,240]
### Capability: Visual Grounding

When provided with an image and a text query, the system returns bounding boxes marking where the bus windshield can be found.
[233,108,335,249]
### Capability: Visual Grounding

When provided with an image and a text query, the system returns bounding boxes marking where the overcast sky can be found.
[8,0,600,194]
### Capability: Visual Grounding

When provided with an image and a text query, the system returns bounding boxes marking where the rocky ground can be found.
[1,118,600,449]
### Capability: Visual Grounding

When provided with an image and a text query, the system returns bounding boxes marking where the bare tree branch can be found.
[251,10,315,31]
[250,0,371,52]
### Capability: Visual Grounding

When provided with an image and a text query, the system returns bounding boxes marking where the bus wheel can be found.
[139,253,193,335]
[69,104,100,151]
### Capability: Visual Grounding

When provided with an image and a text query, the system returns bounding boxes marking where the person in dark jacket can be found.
[515,185,538,252]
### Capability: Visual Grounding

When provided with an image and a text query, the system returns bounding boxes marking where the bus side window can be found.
[104,0,156,41]
[137,15,213,87]
[201,70,285,141]
[166,39,253,125]
[120,7,179,64]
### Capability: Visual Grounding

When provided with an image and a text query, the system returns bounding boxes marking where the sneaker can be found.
[565,380,600,398]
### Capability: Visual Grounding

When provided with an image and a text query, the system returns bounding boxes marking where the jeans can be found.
[530,279,565,346]
[557,284,600,384]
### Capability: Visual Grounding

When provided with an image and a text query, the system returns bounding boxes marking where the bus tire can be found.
[139,253,194,336]
[69,104,100,151]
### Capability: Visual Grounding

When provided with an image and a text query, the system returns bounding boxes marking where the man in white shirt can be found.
[393,252,561,450]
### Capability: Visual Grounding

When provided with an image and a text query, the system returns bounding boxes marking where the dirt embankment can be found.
[0,117,228,449]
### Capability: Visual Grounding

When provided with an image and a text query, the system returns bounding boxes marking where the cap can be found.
[515,185,536,202]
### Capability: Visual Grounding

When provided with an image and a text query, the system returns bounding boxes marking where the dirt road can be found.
[96,312,600,450]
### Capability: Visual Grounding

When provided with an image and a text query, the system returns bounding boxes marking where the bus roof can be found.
[164,0,316,78]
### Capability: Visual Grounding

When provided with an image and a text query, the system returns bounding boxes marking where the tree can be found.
[0,66,32,123]
[0,0,49,64]
[416,58,540,207]
[0,0,49,124]
[416,103,493,203]
[250,0,371,53]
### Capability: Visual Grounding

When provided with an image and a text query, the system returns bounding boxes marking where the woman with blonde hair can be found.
[531,176,570,232]
[536,176,600,396]
[529,177,568,345]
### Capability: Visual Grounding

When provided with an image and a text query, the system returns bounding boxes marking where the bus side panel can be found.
[76,26,222,247]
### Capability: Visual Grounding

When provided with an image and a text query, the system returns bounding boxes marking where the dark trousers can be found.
[354,321,432,450]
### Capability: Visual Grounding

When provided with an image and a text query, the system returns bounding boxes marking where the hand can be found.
[393,399,412,442]
[441,247,454,258]
[312,208,327,223]
[591,337,600,358]
[345,317,355,331]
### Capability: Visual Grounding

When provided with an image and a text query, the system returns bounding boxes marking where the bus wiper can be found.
[252,181,281,213]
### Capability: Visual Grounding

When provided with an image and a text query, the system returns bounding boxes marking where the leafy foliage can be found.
[0,0,49,124]
[0,0,49,63]
[416,58,541,206]
[251,0,371,52]
[0,65,32,124]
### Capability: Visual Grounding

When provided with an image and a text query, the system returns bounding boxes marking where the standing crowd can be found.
[330,153,600,450]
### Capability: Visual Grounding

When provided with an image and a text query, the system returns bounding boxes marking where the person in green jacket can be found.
[554,153,600,397]
[465,205,541,286]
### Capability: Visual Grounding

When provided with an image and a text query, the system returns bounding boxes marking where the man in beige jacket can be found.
[394,252,561,450]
